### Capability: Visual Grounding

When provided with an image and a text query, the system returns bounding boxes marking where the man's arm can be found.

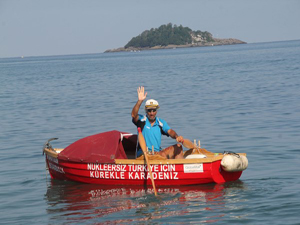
[131,86,147,123]
[168,129,184,143]
[131,100,143,123]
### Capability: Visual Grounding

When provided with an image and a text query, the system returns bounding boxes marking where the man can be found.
[131,86,184,159]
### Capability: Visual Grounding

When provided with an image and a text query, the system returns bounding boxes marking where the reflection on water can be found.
[45,180,247,224]
[1,41,299,224]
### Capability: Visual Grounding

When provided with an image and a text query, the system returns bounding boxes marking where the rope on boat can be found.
[42,138,58,155]
[223,151,240,158]
[43,138,58,181]
[45,155,49,180]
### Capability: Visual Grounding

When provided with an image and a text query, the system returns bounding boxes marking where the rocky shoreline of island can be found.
[104,38,246,53]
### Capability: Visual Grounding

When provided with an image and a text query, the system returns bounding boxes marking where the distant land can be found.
[105,23,246,53]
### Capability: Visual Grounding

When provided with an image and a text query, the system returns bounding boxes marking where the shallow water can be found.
[1,40,300,224]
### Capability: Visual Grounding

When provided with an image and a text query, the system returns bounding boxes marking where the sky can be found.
[0,0,300,58]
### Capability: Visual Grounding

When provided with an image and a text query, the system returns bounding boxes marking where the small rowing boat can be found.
[43,130,248,186]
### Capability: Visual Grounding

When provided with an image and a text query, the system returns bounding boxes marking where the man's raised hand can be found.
[137,86,147,101]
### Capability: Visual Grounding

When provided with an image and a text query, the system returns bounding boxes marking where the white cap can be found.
[145,99,160,109]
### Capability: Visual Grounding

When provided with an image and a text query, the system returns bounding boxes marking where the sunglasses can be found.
[147,109,157,113]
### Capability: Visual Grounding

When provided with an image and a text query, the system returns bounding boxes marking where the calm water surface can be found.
[0,40,300,224]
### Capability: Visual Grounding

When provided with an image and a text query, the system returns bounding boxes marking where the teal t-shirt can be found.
[134,114,170,156]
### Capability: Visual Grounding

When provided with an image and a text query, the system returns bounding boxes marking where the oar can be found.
[182,139,196,149]
[137,127,158,196]
[182,139,211,154]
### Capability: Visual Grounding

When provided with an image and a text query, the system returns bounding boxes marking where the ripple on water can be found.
[1,41,300,224]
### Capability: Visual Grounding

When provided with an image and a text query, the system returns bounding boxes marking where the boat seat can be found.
[136,154,167,160]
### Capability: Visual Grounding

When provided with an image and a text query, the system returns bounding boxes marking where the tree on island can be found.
[125,23,214,48]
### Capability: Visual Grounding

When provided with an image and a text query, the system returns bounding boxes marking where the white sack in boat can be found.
[221,154,248,172]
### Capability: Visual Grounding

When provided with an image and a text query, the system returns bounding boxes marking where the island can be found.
[105,23,246,53]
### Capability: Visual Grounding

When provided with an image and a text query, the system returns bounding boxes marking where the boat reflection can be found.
[45,180,246,223]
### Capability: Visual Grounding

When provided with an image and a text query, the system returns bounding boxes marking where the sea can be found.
[0,40,299,224]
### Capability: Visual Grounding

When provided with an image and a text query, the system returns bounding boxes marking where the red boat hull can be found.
[46,154,242,186]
